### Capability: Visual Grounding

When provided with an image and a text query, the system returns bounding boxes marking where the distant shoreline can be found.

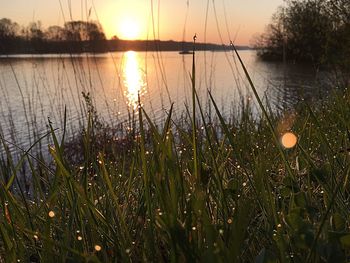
[0,50,254,58]
[0,39,251,55]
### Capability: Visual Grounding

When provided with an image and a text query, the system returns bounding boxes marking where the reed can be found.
[0,48,349,263]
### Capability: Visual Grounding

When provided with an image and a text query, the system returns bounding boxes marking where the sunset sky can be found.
[1,0,285,45]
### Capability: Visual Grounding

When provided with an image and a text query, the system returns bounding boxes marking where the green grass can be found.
[0,49,349,263]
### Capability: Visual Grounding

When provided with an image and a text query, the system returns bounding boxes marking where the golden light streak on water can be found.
[123,51,146,109]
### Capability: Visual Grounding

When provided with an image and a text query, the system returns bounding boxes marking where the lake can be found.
[0,50,332,151]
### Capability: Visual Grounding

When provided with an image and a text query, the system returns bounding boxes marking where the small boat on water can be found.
[179,50,194,55]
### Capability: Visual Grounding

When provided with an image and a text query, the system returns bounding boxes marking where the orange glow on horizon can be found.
[0,0,286,45]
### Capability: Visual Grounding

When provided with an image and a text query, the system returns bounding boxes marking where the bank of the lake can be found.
[0,78,349,261]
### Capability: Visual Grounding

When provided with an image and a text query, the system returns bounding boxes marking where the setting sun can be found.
[117,18,141,40]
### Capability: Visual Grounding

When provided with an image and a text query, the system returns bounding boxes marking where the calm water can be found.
[0,50,331,150]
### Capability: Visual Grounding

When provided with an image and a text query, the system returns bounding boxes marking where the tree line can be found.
[256,0,350,69]
[0,18,107,53]
[0,18,241,54]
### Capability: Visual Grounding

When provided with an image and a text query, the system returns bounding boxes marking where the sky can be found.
[0,0,285,45]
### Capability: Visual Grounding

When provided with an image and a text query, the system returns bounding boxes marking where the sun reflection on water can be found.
[123,51,146,109]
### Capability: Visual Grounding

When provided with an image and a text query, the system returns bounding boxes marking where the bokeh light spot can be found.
[281,132,297,149]
[95,245,102,251]
[48,211,55,218]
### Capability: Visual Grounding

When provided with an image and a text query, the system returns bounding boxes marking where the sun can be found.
[118,18,141,40]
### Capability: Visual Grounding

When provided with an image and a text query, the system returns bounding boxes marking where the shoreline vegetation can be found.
[255,0,349,68]
[0,39,250,55]
[0,44,349,261]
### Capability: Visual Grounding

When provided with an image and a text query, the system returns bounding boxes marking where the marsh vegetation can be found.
[0,0,349,262]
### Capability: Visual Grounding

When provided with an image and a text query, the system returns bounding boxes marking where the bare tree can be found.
[45,26,65,41]
[0,18,19,39]
[64,21,105,41]
[28,21,44,40]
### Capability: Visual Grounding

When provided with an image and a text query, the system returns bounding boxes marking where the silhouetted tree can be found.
[285,0,333,63]
[28,21,44,41]
[45,25,66,41]
[85,22,106,41]
[255,8,286,61]
[0,18,21,52]
[257,0,350,66]
[0,18,19,40]
[326,0,350,26]
[325,0,350,70]
[64,21,105,41]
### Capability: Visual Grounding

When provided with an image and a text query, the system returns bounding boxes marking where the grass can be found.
[0,47,349,263]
